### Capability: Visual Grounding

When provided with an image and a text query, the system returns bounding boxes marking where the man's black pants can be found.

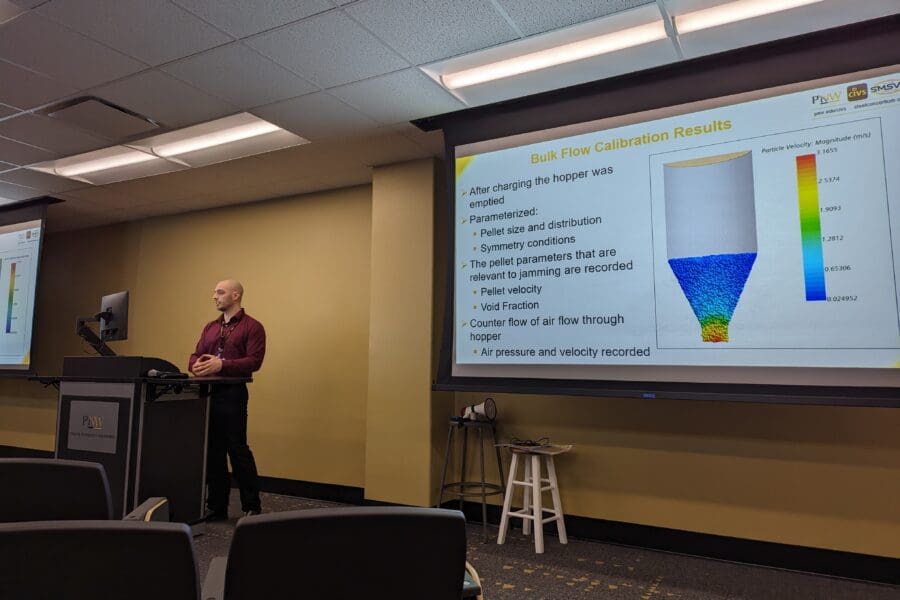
[206,384,261,514]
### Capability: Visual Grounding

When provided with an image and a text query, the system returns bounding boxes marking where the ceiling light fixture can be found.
[152,120,281,157]
[675,0,825,34]
[441,21,668,90]
[55,147,158,177]
[26,113,306,184]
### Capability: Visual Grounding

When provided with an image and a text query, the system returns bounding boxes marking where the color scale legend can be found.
[796,154,826,301]
[6,262,15,333]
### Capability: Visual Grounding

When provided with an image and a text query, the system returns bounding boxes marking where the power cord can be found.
[509,437,550,447]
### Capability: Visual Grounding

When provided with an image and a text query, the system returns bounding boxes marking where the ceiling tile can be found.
[246,10,407,88]
[0,114,109,154]
[345,0,519,64]
[98,177,194,205]
[0,136,58,165]
[8,0,49,9]
[127,199,191,219]
[331,68,464,124]
[496,0,657,36]
[46,198,123,231]
[0,12,146,89]
[162,43,317,108]
[57,185,142,209]
[247,176,324,201]
[0,167,88,192]
[172,194,229,212]
[252,91,377,140]
[47,98,160,139]
[0,1,24,25]
[305,164,371,192]
[46,197,86,213]
[0,179,40,201]
[338,127,429,166]
[46,214,117,233]
[0,103,18,118]
[172,0,332,38]
[46,201,96,222]
[91,70,237,128]
[160,146,292,192]
[182,185,273,209]
[0,59,78,110]
[396,122,444,156]
[37,0,232,66]
[65,212,127,229]
[157,161,259,196]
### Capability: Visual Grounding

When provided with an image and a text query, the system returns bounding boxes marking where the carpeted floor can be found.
[194,492,899,600]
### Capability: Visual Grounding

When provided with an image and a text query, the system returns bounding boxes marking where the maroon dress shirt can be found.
[188,308,266,377]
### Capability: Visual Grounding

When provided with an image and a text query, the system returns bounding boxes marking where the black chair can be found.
[0,458,112,521]
[0,520,199,600]
[0,458,168,522]
[202,506,469,600]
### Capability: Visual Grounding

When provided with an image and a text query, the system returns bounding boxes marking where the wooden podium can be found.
[53,356,248,525]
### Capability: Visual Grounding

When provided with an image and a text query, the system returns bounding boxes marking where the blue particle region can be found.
[668,252,757,340]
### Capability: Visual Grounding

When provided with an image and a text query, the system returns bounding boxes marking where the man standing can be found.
[189,279,266,519]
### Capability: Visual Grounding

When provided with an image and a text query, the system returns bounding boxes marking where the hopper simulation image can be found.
[663,151,758,343]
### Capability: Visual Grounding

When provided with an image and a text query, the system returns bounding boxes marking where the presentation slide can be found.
[454,69,900,376]
[0,219,41,368]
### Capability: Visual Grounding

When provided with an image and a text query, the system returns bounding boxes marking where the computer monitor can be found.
[99,291,128,342]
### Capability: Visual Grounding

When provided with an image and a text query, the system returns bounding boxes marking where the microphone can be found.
[147,369,188,379]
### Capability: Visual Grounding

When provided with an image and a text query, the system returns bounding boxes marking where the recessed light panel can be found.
[25,113,307,184]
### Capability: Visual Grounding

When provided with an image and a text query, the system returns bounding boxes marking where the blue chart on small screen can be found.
[454,70,900,372]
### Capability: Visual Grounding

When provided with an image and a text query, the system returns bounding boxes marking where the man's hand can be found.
[191,354,223,376]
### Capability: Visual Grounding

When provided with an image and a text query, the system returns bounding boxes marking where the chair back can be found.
[224,507,467,600]
[0,458,112,522]
[0,520,198,600]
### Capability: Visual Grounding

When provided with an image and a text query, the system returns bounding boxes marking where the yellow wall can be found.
[0,160,897,559]
[0,185,373,488]
[364,159,454,506]
[456,391,900,558]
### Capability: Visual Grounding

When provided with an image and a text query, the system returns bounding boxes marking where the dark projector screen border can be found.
[0,199,52,375]
[425,16,900,406]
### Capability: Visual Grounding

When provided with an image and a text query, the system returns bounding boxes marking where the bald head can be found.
[213,279,244,316]
[219,279,243,297]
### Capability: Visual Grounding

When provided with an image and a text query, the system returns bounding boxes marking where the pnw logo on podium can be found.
[82,415,104,430]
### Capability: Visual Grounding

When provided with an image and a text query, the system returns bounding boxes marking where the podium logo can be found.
[846,83,868,101]
[871,79,900,96]
[83,415,104,430]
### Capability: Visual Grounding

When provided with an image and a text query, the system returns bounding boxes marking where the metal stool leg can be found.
[437,423,454,508]
[459,425,468,512]
[497,452,518,545]
[478,426,487,542]
[531,454,544,554]
[491,423,505,495]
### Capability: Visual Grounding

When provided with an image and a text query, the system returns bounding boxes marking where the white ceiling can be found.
[0,0,896,231]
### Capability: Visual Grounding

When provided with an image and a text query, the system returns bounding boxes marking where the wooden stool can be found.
[497,445,571,554]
